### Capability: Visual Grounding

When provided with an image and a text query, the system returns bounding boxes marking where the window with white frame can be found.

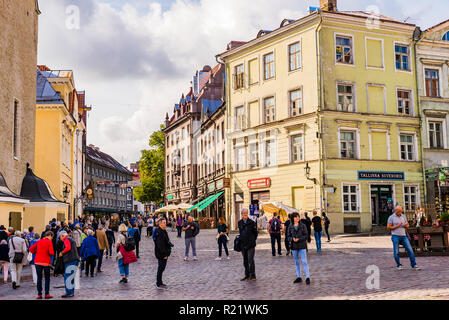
[404,185,418,212]
[289,89,303,116]
[337,83,354,112]
[263,53,275,80]
[264,97,275,123]
[289,42,301,71]
[342,185,358,212]
[235,146,245,171]
[428,121,444,149]
[248,142,259,170]
[400,134,415,161]
[397,89,412,116]
[264,139,277,167]
[234,64,244,89]
[235,106,245,130]
[395,45,410,71]
[290,134,303,163]
[336,36,353,64]
[340,131,356,159]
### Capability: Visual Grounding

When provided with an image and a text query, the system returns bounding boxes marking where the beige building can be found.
[0,0,41,229]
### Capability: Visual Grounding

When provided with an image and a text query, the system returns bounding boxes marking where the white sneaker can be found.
[193,256,198,261]
[412,265,421,270]
[396,265,403,270]
[215,257,222,261]
[184,257,189,261]
[227,256,230,260]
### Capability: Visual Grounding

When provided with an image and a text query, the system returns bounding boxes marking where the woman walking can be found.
[0,239,9,284]
[8,230,28,289]
[322,212,331,242]
[116,224,130,283]
[215,217,230,261]
[176,214,183,238]
[80,229,100,277]
[29,233,41,286]
[287,212,311,285]
[29,231,54,299]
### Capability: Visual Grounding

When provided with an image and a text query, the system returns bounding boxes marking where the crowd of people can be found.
[0,203,421,298]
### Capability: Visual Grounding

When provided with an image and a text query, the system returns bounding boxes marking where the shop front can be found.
[426,167,449,214]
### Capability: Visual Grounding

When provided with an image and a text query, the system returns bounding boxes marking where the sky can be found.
[37,0,449,167]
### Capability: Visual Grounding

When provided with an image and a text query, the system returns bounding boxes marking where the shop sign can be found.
[223,178,231,188]
[358,171,404,181]
[167,195,174,200]
[247,178,271,189]
[216,179,224,190]
[208,182,216,193]
[182,191,191,197]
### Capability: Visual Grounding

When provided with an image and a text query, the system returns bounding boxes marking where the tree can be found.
[134,125,165,204]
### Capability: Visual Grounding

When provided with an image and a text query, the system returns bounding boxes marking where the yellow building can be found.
[35,67,80,223]
[218,0,424,233]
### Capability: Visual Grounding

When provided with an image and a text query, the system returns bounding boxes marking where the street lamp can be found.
[304,162,317,185]
[62,185,70,203]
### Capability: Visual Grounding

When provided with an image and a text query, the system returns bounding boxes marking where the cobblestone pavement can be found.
[1,229,449,300]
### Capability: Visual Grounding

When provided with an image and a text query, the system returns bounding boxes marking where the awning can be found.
[197,191,224,212]
[187,195,214,213]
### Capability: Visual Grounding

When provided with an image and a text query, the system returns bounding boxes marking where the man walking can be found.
[182,215,199,261]
[147,215,154,238]
[302,212,312,244]
[95,226,109,273]
[154,218,171,289]
[268,212,282,256]
[387,206,420,270]
[127,223,141,259]
[238,209,258,281]
[311,211,322,252]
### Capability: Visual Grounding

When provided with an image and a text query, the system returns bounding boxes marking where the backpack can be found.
[271,218,281,232]
[192,223,200,237]
[233,235,242,252]
[152,227,159,241]
[124,234,136,252]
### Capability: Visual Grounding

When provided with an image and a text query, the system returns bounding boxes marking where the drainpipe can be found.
[413,27,428,207]
[315,15,324,213]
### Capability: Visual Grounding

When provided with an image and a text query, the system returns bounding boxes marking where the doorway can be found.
[371,185,394,226]
[9,212,22,231]
[234,193,244,230]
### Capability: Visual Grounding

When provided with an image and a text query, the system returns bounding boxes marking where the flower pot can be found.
[420,226,444,234]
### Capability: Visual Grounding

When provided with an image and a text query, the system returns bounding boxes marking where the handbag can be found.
[27,252,33,262]
[54,256,65,275]
[11,238,25,264]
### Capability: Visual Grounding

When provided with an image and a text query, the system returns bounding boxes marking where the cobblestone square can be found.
[2,229,449,300]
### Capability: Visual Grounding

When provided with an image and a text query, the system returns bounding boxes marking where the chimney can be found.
[320,0,337,12]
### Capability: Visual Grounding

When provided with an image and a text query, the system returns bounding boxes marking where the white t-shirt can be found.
[148,218,154,227]
[387,214,408,236]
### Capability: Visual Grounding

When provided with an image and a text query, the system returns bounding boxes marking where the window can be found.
[397,90,411,116]
[13,100,19,158]
[263,53,275,80]
[290,89,303,116]
[443,31,449,41]
[400,134,415,161]
[337,84,354,112]
[289,42,301,71]
[234,64,244,89]
[404,186,418,211]
[336,36,353,64]
[291,134,304,162]
[235,106,245,130]
[181,128,185,140]
[264,97,275,123]
[343,185,358,212]
[248,142,259,169]
[425,69,440,97]
[340,131,356,159]
[235,146,245,171]
[248,58,259,85]
[395,45,410,71]
[429,121,443,149]
[265,139,277,167]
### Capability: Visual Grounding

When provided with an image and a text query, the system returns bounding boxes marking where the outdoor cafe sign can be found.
[358,171,405,181]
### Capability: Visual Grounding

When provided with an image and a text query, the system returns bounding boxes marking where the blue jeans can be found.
[118,258,129,277]
[64,261,79,295]
[291,249,310,278]
[314,230,322,251]
[392,235,416,267]
[185,237,197,257]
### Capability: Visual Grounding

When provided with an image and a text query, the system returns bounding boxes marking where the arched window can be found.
[443,31,449,41]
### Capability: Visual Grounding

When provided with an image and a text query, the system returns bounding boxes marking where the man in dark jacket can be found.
[0,226,7,242]
[238,209,258,281]
[59,230,80,298]
[301,212,312,243]
[154,218,171,289]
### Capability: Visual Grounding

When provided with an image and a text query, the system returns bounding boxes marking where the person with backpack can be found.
[80,229,100,277]
[154,218,172,289]
[127,223,141,259]
[182,215,199,261]
[116,223,137,284]
[311,211,323,252]
[322,212,331,242]
[238,208,258,281]
[59,230,80,298]
[287,212,311,285]
[268,212,282,256]
[284,214,292,256]
[8,230,28,289]
[71,225,82,255]
[29,231,55,299]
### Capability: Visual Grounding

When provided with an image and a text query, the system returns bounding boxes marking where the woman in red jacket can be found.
[29,231,55,299]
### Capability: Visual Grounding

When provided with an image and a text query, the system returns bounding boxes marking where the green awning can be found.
[197,192,224,212]
[186,195,215,213]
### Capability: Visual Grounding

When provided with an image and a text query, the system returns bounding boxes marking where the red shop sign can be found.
[247,178,271,189]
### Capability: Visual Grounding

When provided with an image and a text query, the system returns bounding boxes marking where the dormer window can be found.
[443,31,449,41]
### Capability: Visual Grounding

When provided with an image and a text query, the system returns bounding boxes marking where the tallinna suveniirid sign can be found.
[358,171,405,181]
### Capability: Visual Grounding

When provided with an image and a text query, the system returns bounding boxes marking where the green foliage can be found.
[441,212,449,223]
[134,124,165,205]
